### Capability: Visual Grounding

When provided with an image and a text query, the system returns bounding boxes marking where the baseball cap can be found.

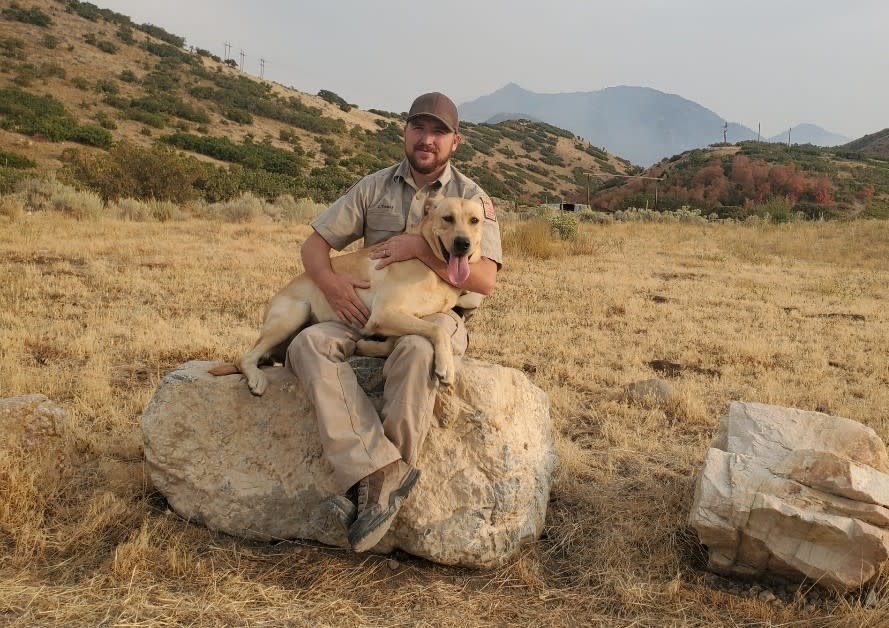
[407,92,458,132]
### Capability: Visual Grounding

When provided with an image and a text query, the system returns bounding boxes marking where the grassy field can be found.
[2,207,889,626]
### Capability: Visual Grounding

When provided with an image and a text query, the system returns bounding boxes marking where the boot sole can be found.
[348,468,420,552]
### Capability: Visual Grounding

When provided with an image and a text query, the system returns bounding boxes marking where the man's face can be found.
[404,116,461,176]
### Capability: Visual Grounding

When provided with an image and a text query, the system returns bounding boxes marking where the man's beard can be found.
[406,145,449,175]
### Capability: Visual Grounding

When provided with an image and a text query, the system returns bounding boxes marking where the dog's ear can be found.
[423,195,441,216]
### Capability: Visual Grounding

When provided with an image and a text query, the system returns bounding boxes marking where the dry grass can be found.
[2,212,889,626]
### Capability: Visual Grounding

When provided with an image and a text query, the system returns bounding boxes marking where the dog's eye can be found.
[470,217,480,224]
[443,215,455,223]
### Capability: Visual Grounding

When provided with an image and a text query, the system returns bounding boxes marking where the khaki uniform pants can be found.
[286,311,467,493]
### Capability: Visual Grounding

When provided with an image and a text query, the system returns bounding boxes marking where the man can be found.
[287,92,502,552]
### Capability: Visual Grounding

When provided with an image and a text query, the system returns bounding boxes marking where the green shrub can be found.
[2,5,52,26]
[188,75,347,134]
[0,37,26,60]
[95,111,117,129]
[142,41,191,64]
[70,77,91,90]
[0,150,37,169]
[119,69,138,83]
[0,87,111,147]
[863,200,889,219]
[224,108,253,124]
[116,26,135,44]
[162,132,307,176]
[318,89,352,112]
[0,166,28,193]
[125,108,167,128]
[61,142,203,202]
[94,78,119,94]
[547,211,578,240]
[135,23,185,48]
[130,93,209,123]
[750,196,794,222]
[41,34,59,49]
[96,39,118,54]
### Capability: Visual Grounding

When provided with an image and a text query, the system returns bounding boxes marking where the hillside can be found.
[589,140,889,220]
[0,0,632,207]
[842,128,889,159]
[765,123,850,147]
[459,82,759,167]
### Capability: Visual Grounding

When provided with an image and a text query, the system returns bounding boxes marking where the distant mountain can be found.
[841,128,889,158]
[459,83,758,166]
[766,124,850,147]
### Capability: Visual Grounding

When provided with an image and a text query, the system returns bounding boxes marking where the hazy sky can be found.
[96,0,888,139]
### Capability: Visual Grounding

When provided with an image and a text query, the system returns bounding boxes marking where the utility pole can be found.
[723,121,728,143]
[259,57,265,78]
[788,127,792,146]
[239,49,246,70]
[223,41,231,60]
[583,171,592,207]
[757,123,761,142]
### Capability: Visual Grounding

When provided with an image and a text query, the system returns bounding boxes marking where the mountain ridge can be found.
[459,83,852,166]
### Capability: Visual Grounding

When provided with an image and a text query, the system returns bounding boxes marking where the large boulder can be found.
[689,401,889,591]
[140,358,555,568]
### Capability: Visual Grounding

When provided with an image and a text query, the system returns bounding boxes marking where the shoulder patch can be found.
[479,195,496,221]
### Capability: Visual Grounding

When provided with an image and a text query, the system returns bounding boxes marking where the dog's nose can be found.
[453,236,470,255]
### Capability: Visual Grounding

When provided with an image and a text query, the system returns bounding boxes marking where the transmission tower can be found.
[260,57,265,78]
[239,49,246,70]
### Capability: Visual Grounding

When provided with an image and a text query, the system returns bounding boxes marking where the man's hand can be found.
[317,272,370,327]
[302,231,370,327]
[370,233,425,269]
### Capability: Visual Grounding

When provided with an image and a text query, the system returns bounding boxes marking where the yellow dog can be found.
[210,196,486,395]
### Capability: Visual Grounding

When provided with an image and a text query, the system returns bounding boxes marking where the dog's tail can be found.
[208,363,240,376]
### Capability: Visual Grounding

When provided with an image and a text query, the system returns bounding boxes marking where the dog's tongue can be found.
[447,255,470,285]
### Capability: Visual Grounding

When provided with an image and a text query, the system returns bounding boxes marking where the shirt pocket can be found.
[365,206,406,244]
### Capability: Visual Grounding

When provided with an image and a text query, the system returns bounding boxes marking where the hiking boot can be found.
[348,460,420,553]
[321,494,358,532]
[306,493,357,548]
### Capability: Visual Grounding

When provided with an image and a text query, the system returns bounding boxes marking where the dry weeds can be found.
[2,211,889,626]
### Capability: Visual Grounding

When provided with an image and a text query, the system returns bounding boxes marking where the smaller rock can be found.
[758,590,776,602]
[387,559,400,571]
[623,378,674,404]
[865,588,879,608]
[0,393,74,484]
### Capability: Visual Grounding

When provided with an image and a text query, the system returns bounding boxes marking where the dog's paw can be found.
[434,354,455,387]
[246,371,269,396]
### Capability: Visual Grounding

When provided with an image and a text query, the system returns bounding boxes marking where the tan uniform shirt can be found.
[311,159,503,317]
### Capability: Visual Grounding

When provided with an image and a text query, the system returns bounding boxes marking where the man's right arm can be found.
[301,231,370,327]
